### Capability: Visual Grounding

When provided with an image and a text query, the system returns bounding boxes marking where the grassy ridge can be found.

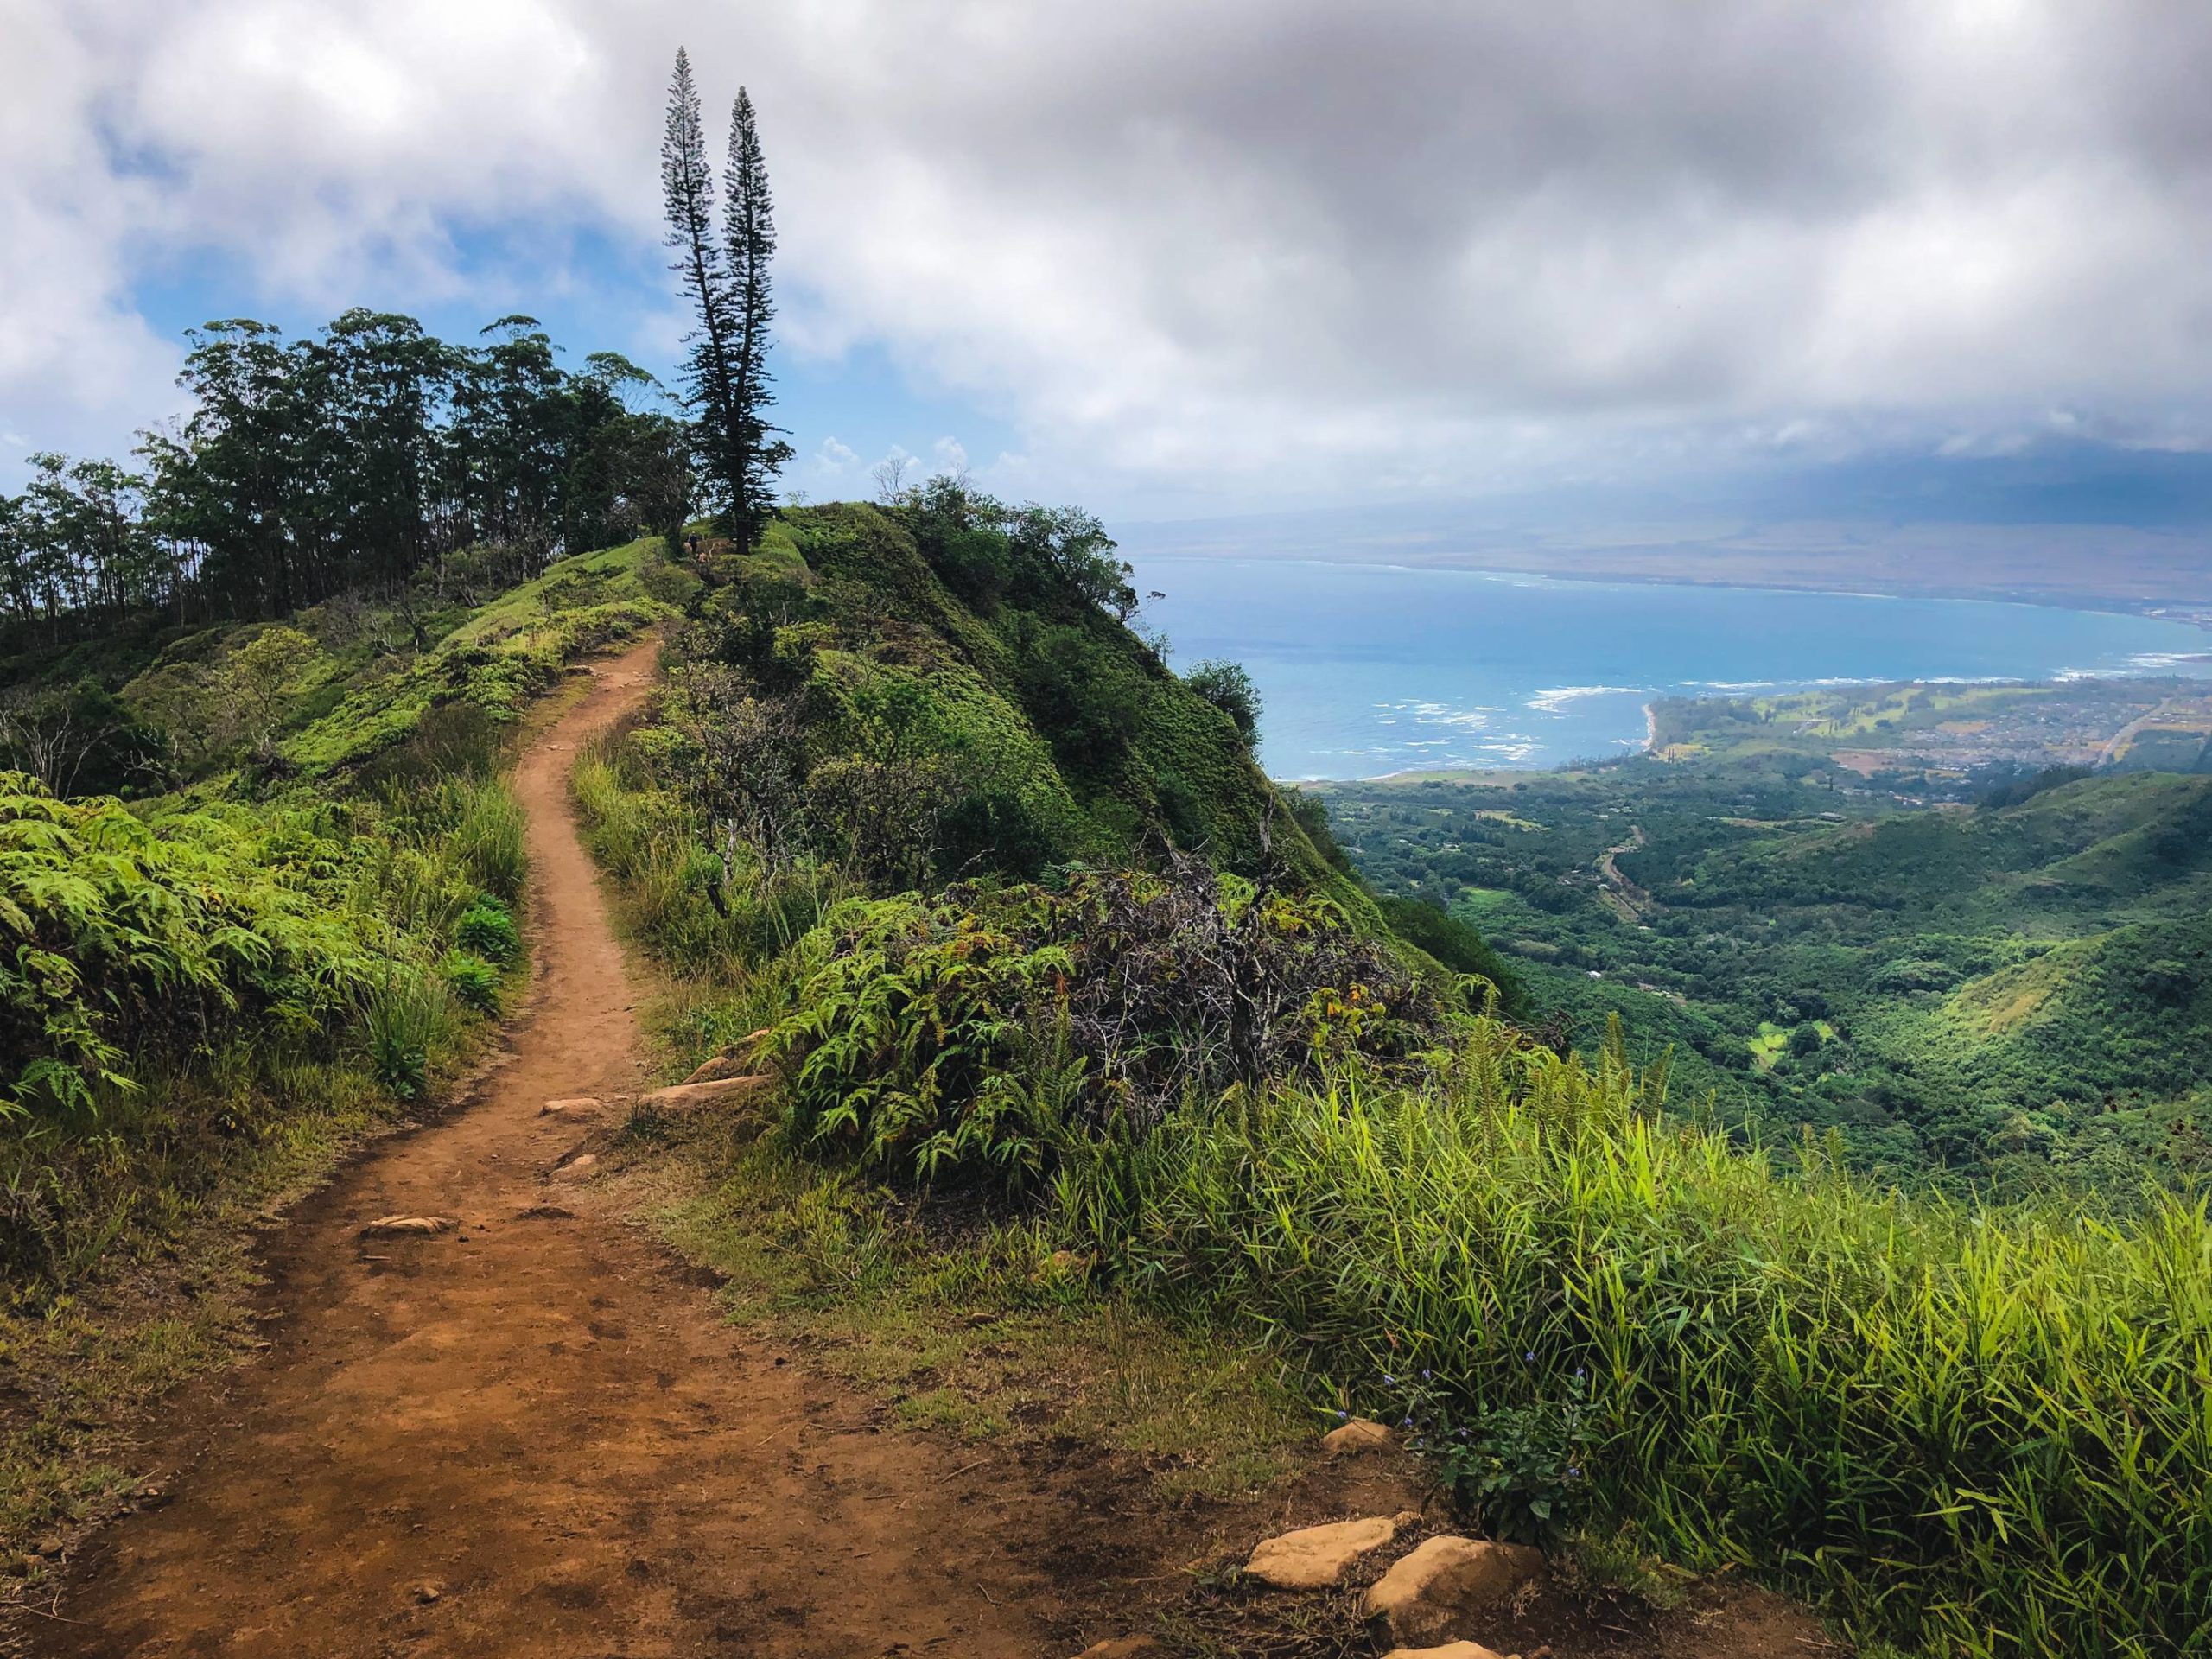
[567,504,2212,1652]
[580,702,2212,1653]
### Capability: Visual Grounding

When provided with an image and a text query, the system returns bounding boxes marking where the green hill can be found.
[715,499,1353,891]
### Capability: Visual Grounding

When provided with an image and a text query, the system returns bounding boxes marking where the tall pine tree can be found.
[723,87,792,550]
[661,48,743,524]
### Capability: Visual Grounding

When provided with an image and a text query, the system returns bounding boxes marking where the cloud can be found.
[811,435,860,473]
[931,435,968,475]
[4,1,2210,506]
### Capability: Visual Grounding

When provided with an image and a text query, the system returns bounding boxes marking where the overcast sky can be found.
[6,0,2211,523]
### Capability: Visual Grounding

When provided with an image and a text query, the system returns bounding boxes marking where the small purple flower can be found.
[1421,1369,1433,1381]
[1523,1350,1535,1363]
[1401,1416,1414,1428]
[1382,1373,1396,1385]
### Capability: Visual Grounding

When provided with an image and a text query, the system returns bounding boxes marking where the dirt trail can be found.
[40,639,1065,1657]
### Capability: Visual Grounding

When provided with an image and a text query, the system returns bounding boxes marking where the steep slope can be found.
[719,500,1355,890]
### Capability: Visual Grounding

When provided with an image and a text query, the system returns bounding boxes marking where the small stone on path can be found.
[1321,1416,1395,1457]
[1074,1639,1163,1658]
[1364,1535,1544,1647]
[550,1154,598,1180]
[1381,1643,1507,1659]
[539,1096,602,1118]
[1246,1511,1418,1589]
[415,1580,444,1605]
[359,1216,455,1237]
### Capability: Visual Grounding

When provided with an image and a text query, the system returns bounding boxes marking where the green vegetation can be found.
[1061,1023,2212,1656]
[1319,703,2212,1192]
[582,491,1370,906]
[0,531,676,1554]
[575,524,2212,1655]
[0,315,686,643]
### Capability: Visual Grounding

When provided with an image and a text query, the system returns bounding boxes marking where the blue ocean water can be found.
[1129,557,2212,779]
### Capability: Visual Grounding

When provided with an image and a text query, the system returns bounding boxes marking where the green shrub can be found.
[455,896,521,964]
[362,971,452,1100]
[442,950,503,1014]
[1183,658,1261,743]
[450,782,528,901]
[769,857,1448,1187]
[0,773,380,1119]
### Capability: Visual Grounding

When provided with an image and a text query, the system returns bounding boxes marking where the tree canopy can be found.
[2,312,690,635]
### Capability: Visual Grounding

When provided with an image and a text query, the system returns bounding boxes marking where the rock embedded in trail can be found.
[359,1215,456,1237]
[1073,1638,1165,1658]
[1320,1416,1395,1457]
[679,1052,753,1085]
[641,1074,771,1113]
[1380,1643,1509,1659]
[1245,1511,1421,1589]
[550,1154,598,1180]
[539,1096,603,1119]
[1364,1535,1544,1647]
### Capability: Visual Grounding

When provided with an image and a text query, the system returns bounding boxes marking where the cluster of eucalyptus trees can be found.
[2,312,692,634]
[6,54,792,637]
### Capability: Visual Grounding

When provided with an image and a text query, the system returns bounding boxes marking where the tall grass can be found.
[361,969,458,1100]
[1055,1022,2212,1656]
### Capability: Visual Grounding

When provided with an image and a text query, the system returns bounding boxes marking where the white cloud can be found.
[3,1,2210,505]
[811,435,859,473]
[931,435,968,475]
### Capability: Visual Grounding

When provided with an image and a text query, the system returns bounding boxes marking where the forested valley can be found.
[1319,716,2212,1196]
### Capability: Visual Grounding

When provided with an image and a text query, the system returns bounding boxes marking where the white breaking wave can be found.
[1527,684,1649,714]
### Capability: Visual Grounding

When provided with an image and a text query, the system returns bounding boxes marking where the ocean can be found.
[1127,557,2212,779]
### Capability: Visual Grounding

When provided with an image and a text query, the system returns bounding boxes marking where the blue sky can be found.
[7,0,2211,556]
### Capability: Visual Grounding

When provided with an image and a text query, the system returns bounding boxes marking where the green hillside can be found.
[10,489,2211,1651]
[728,499,1355,888]
[572,490,1516,1182]
[570,533,2212,1655]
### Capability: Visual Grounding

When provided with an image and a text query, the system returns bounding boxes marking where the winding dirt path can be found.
[41,639,1062,1657]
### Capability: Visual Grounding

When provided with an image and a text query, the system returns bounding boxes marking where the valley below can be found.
[1313,678,2212,1189]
